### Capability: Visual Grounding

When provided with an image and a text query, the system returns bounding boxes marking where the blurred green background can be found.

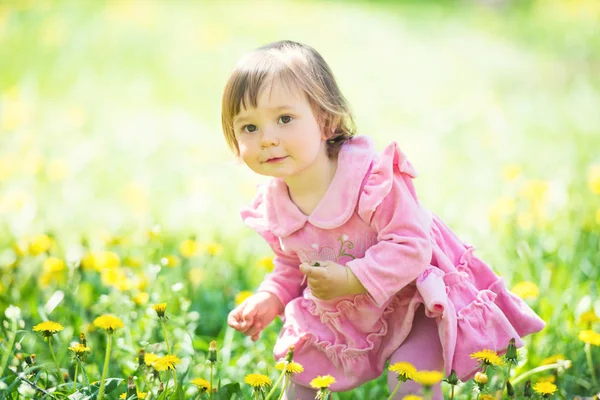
[1,0,600,398]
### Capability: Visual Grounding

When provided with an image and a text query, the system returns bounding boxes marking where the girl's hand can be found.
[227,292,283,341]
[299,260,367,300]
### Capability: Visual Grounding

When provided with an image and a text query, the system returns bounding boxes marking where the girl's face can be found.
[233,77,329,180]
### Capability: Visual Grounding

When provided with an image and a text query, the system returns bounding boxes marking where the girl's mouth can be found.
[266,157,287,163]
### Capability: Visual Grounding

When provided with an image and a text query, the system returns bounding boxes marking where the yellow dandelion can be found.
[579,310,600,324]
[538,375,556,383]
[540,354,567,366]
[533,381,558,395]
[191,378,210,391]
[502,164,521,181]
[275,361,304,374]
[33,321,64,337]
[235,291,253,306]
[43,257,65,273]
[474,372,488,384]
[203,242,223,256]
[470,349,504,367]
[179,239,198,258]
[309,375,336,389]
[588,164,600,194]
[389,361,417,380]
[511,281,540,300]
[413,370,444,387]
[28,234,53,256]
[68,343,91,354]
[189,268,205,286]
[479,395,495,400]
[402,396,423,400]
[144,352,159,366]
[244,373,272,388]
[257,256,274,272]
[93,315,124,333]
[119,392,147,399]
[152,303,167,318]
[160,255,180,268]
[132,292,149,306]
[596,208,600,225]
[579,330,600,346]
[153,354,180,371]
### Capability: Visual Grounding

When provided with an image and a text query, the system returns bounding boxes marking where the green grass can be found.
[0,0,599,398]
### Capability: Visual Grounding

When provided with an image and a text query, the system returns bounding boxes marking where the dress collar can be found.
[264,135,376,237]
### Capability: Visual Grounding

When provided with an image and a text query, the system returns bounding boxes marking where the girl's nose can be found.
[260,128,280,148]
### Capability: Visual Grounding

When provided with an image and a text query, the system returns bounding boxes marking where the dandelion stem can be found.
[388,380,402,400]
[387,380,402,400]
[73,362,78,391]
[160,319,171,354]
[97,332,112,400]
[584,343,599,387]
[171,368,178,388]
[265,365,286,400]
[277,376,288,400]
[48,336,65,385]
[209,363,214,400]
[511,363,561,385]
[500,364,512,396]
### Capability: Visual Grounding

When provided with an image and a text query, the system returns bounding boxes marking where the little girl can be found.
[223,40,545,399]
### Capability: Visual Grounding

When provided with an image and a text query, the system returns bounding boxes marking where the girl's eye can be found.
[279,115,292,124]
[243,124,257,133]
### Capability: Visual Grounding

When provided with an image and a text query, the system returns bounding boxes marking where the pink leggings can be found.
[283,305,444,400]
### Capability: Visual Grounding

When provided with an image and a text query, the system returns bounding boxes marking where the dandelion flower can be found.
[474,372,488,384]
[540,354,567,365]
[191,378,210,391]
[275,361,304,374]
[93,315,124,333]
[413,370,444,387]
[204,242,223,256]
[579,310,600,324]
[179,239,198,258]
[160,255,180,268]
[132,292,149,306]
[389,361,417,381]
[33,321,64,337]
[479,395,495,400]
[470,349,504,366]
[235,291,253,306]
[68,343,91,355]
[533,381,558,396]
[244,373,272,388]
[579,330,600,346]
[309,375,336,389]
[152,303,167,318]
[119,392,147,399]
[153,354,180,371]
[144,352,159,367]
[402,396,423,400]
[257,256,274,271]
[511,281,539,300]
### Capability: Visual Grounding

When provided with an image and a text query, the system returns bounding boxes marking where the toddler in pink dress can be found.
[222,40,545,399]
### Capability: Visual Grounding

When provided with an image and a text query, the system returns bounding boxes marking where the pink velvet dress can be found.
[240,135,545,391]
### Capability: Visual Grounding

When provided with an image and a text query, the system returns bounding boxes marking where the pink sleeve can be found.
[345,142,433,307]
[240,186,305,312]
[257,239,305,312]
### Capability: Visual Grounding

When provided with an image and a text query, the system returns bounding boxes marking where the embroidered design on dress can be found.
[298,234,357,264]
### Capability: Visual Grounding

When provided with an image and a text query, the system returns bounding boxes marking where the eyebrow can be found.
[233,105,295,125]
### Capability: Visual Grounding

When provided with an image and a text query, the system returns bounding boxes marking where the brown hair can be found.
[221,40,356,159]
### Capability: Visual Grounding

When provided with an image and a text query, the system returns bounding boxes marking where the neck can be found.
[283,149,338,208]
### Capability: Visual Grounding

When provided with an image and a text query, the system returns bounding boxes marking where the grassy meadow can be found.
[0,0,599,398]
